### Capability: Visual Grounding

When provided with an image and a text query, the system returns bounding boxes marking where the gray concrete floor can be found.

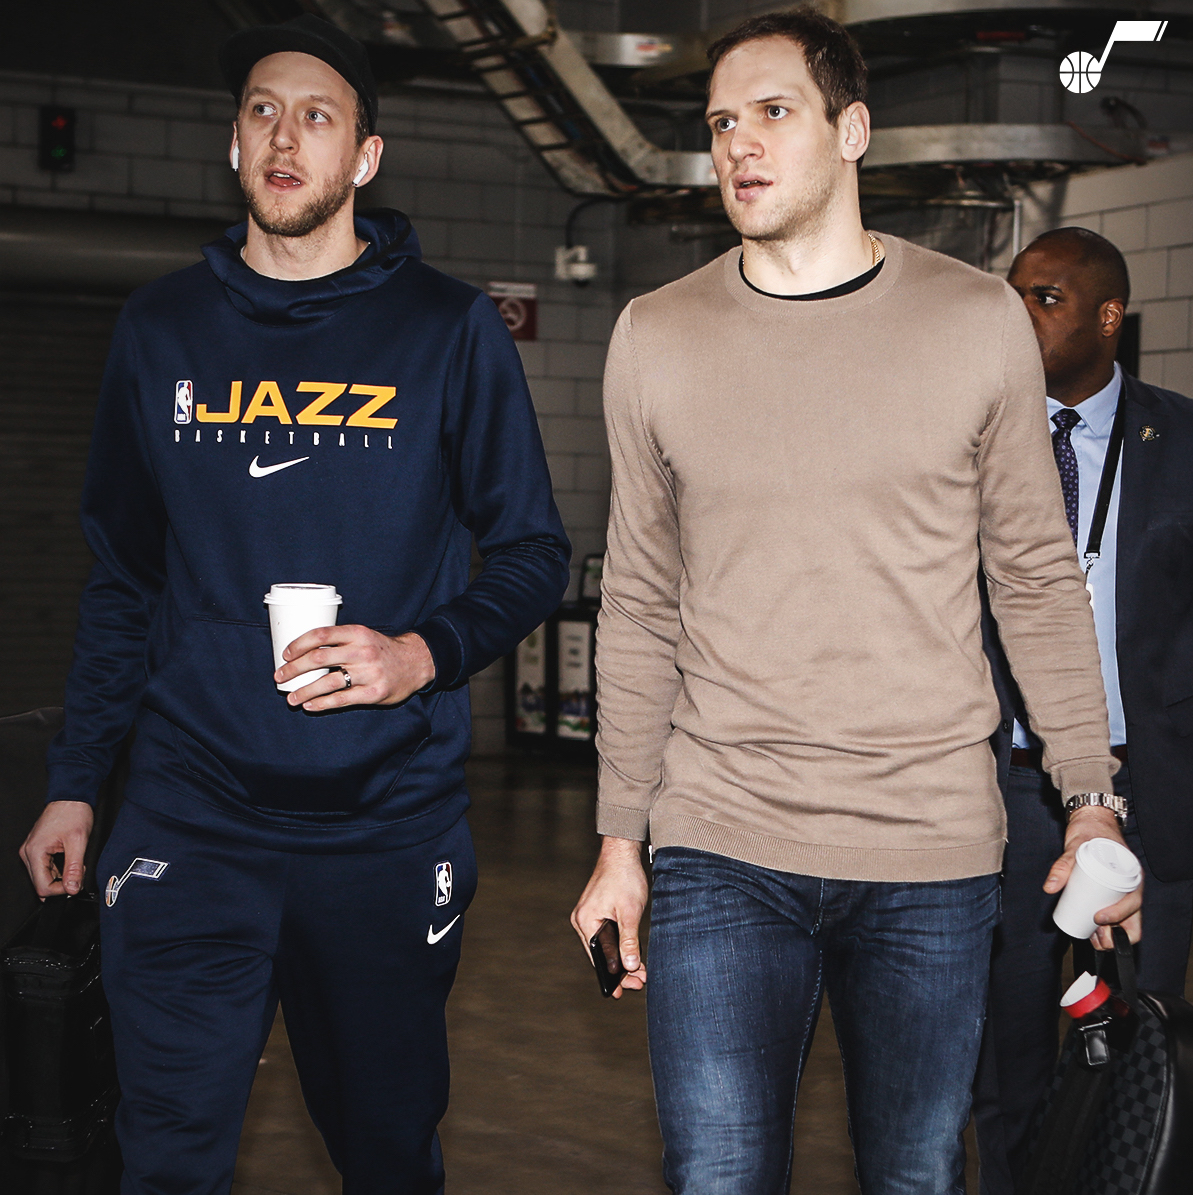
[230,755,980,1195]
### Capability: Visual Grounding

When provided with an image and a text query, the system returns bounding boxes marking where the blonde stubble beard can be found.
[241,154,358,239]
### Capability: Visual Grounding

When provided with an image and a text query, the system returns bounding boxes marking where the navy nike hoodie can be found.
[46,210,571,850]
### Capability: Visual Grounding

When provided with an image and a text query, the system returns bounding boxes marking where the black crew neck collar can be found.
[738,252,884,301]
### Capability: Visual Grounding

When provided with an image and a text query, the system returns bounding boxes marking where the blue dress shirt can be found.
[1013,363,1125,748]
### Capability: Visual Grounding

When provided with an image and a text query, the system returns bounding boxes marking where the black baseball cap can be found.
[219,14,378,136]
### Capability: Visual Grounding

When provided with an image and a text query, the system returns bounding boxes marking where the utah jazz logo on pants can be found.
[106,858,170,907]
[435,861,453,907]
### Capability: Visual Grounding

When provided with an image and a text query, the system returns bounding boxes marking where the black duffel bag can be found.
[2,892,118,1163]
[1019,926,1193,1195]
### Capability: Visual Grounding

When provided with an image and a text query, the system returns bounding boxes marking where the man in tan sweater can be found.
[571,9,1141,1194]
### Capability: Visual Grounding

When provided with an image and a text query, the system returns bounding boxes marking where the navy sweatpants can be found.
[98,800,477,1195]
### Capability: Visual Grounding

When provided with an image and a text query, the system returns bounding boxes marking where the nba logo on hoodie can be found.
[435,861,452,906]
[175,380,193,424]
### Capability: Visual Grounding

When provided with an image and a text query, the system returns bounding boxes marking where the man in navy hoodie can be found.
[19,16,569,1194]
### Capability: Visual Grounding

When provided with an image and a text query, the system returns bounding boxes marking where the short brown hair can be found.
[706,7,868,124]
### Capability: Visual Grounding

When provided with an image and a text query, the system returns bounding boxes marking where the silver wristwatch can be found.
[1064,791,1128,826]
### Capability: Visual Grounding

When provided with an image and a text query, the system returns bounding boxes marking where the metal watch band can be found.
[1064,791,1128,826]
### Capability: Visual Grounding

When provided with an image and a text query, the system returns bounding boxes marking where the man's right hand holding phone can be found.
[570,836,649,999]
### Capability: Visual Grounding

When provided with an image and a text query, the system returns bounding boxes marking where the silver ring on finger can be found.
[338,668,353,690]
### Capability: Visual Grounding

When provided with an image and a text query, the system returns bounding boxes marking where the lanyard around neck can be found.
[1082,394,1127,573]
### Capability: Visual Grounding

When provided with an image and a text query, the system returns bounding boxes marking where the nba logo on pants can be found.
[435,862,452,906]
[175,380,193,424]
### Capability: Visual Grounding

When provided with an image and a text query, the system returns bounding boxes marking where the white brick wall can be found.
[0,73,242,217]
[1011,152,1193,395]
[0,68,623,754]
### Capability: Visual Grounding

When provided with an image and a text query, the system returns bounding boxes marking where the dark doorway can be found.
[1117,311,1141,378]
[0,295,122,714]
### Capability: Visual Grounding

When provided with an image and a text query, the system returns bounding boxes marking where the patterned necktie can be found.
[1051,408,1081,544]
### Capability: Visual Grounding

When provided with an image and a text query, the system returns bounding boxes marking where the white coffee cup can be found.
[264,583,343,693]
[1052,836,1142,940]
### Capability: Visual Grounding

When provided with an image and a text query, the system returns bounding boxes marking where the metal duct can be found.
[824,0,1189,21]
[403,0,1178,195]
[416,0,716,193]
[865,123,1158,168]
[0,207,229,296]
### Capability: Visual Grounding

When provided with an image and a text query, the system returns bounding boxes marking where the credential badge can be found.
[434,861,452,907]
[175,380,193,425]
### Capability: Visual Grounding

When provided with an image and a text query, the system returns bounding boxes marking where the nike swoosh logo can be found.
[249,454,310,478]
[427,915,461,945]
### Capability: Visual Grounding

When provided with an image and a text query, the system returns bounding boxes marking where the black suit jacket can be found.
[985,373,1193,882]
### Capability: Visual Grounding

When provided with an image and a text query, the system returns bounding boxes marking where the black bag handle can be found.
[29,893,72,950]
[1098,925,1139,1011]
[21,892,99,955]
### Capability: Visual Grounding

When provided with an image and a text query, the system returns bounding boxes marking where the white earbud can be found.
[353,159,368,186]
[231,146,239,172]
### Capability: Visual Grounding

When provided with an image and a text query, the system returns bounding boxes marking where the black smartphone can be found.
[589,918,626,998]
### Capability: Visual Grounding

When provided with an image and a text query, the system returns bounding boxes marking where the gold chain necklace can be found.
[867,231,884,266]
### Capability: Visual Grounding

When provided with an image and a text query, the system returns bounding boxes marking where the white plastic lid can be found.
[1060,971,1099,1008]
[263,583,342,605]
[1075,837,1142,893]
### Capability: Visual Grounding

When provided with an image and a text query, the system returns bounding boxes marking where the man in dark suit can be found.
[973,226,1193,1195]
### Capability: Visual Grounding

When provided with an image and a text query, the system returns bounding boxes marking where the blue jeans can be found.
[647,847,1000,1195]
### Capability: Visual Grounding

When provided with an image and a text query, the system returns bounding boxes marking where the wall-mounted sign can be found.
[513,625,547,735]
[487,281,538,341]
[579,553,603,604]
[556,618,595,741]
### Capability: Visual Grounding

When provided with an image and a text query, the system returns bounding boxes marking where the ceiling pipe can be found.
[0,207,229,296]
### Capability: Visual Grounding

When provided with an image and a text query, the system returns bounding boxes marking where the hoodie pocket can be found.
[147,616,433,814]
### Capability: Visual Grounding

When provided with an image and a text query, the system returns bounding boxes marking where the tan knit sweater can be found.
[594,235,1116,882]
